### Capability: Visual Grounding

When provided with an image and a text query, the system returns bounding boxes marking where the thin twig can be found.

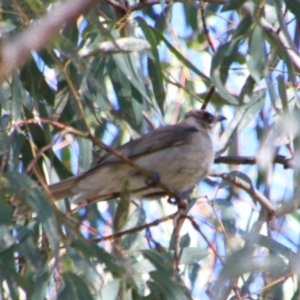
[0,0,99,82]
[199,1,216,111]
[210,171,276,218]
[26,130,69,173]
[127,0,229,12]
[185,215,225,264]
[93,213,175,243]
[201,86,215,110]
[186,215,243,300]
[214,155,294,169]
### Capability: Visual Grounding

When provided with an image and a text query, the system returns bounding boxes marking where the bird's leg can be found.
[171,188,193,270]
[144,171,161,187]
[168,188,193,207]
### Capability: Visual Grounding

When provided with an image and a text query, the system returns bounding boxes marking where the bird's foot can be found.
[144,171,161,187]
[167,188,194,209]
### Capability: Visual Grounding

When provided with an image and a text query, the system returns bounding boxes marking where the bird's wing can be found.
[96,122,199,166]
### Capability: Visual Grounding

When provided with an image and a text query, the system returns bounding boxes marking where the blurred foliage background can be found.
[1,0,300,299]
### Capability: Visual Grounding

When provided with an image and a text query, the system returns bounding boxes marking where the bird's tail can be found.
[12,178,75,217]
[49,177,76,200]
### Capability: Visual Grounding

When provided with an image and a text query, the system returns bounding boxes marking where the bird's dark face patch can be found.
[184,110,226,126]
[202,111,215,124]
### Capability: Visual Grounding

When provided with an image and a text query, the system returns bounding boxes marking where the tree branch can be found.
[210,171,276,218]
[0,0,99,81]
[214,155,294,169]
[93,213,175,242]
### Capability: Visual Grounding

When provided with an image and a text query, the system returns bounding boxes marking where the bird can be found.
[48,110,225,206]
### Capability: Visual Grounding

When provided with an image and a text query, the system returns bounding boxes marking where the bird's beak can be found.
[215,115,226,122]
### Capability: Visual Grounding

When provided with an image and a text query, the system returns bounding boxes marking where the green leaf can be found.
[277,75,288,112]
[237,89,266,131]
[179,233,190,248]
[291,289,300,300]
[243,233,295,259]
[19,234,47,275]
[149,271,188,300]
[146,281,166,300]
[71,239,126,276]
[142,250,174,276]
[108,55,144,131]
[284,0,300,22]
[154,5,172,33]
[214,199,236,233]
[20,57,55,105]
[30,270,51,300]
[121,207,146,250]
[222,0,248,11]
[220,171,253,189]
[183,3,199,31]
[163,247,208,265]
[263,26,295,84]
[134,247,208,273]
[0,191,12,226]
[86,56,109,100]
[148,58,165,114]
[62,20,79,45]
[211,15,252,105]
[0,250,33,298]
[3,173,60,259]
[77,137,92,171]
[79,37,151,57]
[22,106,73,179]
[11,74,23,121]
[248,25,266,83]
[100,279,121,300]
[58,272,94,300]
[198,90,232,107]
[150,27,210,83]
[18,234,51,300]
[188,263,200,290]
[0,21,15,33]
[113,53,150,104]
[136,17,166,114]
[0,193,14,253]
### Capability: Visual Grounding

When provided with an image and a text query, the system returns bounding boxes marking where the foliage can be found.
[0,0,300,299]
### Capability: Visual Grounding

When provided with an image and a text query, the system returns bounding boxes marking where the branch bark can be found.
[214,155,294,169]
[0,0,99,81]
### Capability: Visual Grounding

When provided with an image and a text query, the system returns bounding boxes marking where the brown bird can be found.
[48,110,225,206]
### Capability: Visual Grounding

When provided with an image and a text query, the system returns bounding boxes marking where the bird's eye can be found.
[204,112,214,123]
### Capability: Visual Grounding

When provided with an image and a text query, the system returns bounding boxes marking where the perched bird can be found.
[48,110,225,206]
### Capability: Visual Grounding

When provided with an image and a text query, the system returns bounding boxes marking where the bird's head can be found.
[184,110,226,130]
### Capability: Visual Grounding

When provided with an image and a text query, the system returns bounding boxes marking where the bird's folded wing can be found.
[96,122,199,166]
[49,176,78,199]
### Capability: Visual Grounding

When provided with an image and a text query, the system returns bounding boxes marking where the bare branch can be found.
[0,0,99,81]
[128,0,228,12]
[93,213,175,242]
[214,155,294,169]
[210,171,276,218]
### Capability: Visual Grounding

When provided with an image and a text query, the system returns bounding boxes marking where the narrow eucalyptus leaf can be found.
[3,173,60,259]
[277,75,288,112]
[248,26,266,83]
[58,272,94,300]
[79,38,151,57]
